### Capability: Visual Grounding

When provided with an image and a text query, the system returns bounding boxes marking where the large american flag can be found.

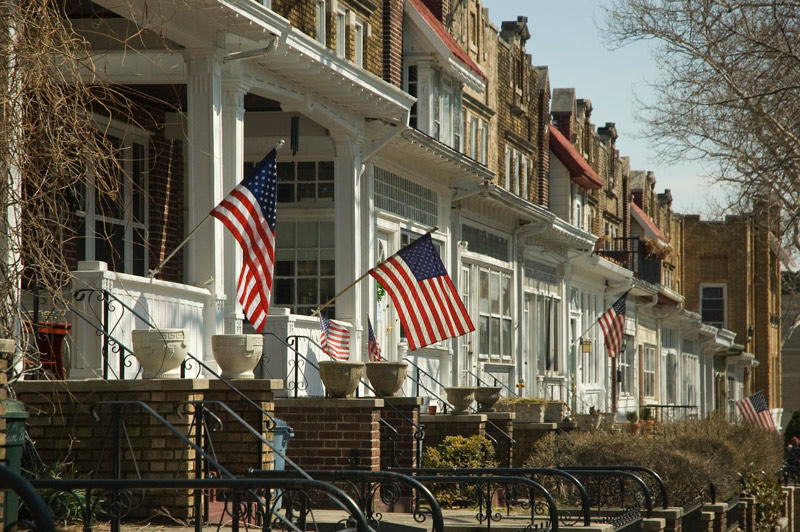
[368,233,474,351]
[367,316,382,361]
[319,313,351,360]
[598,292,628,358]
[210,149,277,332]
[736,391,776,430]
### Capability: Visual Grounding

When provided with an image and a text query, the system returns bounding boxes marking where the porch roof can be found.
[630,202,668,242]
[380,128,494,183]
[90,0,415,124]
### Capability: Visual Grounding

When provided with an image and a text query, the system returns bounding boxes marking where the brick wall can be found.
[14,379,278,520]
[274,397,382,471]
[484,413,513,468]
[382,0,403,87]
[0,342,10,525]
[379,397,423,469]
[418,413,486,451]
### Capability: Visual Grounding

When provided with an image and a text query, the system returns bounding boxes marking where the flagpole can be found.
[149,140,285,280]
[311,226,439,317]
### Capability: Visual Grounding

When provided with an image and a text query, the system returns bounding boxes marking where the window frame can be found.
[700,283,727,329]
[335,10,346,57]
[643,344,656,398]
[316,0,326,45]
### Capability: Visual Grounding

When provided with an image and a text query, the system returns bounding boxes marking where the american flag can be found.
[368,233,474,351]
[319,313,351,360]
[736,391,776,430]
[598,292,627,358]
[367,317,382,361]
[210,149,277,332]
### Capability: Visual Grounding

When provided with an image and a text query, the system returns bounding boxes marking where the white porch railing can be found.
[69,261,217,379]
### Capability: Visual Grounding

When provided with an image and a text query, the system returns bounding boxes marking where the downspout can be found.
[515,219,554,396]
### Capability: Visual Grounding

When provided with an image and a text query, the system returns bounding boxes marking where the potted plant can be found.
[626,410,640,434]
[640,406,656,434]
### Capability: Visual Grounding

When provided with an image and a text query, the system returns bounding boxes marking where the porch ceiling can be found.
[89,0,415,124]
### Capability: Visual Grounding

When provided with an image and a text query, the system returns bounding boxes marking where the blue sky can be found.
[480,1,721,214]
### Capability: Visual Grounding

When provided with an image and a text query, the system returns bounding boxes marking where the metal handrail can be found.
[560,464,668,508]
[476,368,521,397]
[70,287,278,429]
[403,357,454,413]
[31,477,371,532]
[390,466,591,526]
[247,469,445,532]
[0,465,56,532]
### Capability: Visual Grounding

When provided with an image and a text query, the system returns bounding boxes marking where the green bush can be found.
[523,414,783,506]
[421,435,496,507]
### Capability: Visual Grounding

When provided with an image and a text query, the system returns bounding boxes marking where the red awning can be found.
[630,202,668,242]
[548,125,603,189]
[408,0,486,81]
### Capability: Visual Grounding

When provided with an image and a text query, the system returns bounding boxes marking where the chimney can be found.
[551,88,576,142]
[382,0,403,87]
[421,0,449,23]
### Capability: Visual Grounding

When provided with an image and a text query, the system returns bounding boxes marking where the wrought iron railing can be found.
[475,368,521,397]
[0,465,56,532]
[553,469,653,518]
[390,466,591,527]
[595,237,664,285]
[560,465,668,509]
[645,404,699,422]
[247,469,445,532]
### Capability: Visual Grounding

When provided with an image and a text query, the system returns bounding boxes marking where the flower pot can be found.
[427,405,437,415]
[496,400,547,422]
[131,328,188,379]
[318,361,364,398]
[211,334,264,379]
[545,400,568,422]
[365,361,408,397]
[474,386,502,412]
[444,386,478,414]
[627,421,641,435]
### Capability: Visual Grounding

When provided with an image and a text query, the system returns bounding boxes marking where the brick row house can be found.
[20,0,785,428]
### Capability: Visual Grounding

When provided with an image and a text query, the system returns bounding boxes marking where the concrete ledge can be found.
[651,508,683,521]
[275,397,384,408]
[383,397,425,407]
[420,413,487,422]
[513,422,558,430]
[484,412,515,421]
[14,377,283,393]
[642,517,666,531]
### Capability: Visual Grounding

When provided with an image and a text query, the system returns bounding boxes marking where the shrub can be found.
[421,435,496,507]
[523,415,783,506]
[784,410,800,445]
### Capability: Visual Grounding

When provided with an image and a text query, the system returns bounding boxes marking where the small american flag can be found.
[319,313,350,360]
[210,149,277,332]
[368,233,474,351]
[736,391,775,430]
[367,317,382,361]
[598,292,627,358]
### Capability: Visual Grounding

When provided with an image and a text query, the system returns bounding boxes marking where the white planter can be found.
[365,361,408,397]
[474,386,502,412]
[318,361,365,398]
[131,328,188,379]
[444,386,478,414]
[211,334,264,379]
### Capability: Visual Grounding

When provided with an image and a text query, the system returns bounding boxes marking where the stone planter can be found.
[131,328,188,379]
[211,334,264,379]
[474,386,502,412]
[574,412,603,432]
[444,386,477,414]
[496,400,547,422]
[318,360,364,398]
[545,400,568,422]
[365,361,408,397]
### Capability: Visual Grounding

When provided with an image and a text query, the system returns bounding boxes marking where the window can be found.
[354,20,364,67]
[335,11,346,57]
[76,124,148,276]
[701,284,726,328]
[478,268,512,361]
[643,345,656,397]
[505,145,522,194]
[665,351,677,404]
[407,66,417,128]
[479,120,488,164]
[521,157,528,199]
[375,167,438,227]
[316,1,326,44]
[432,70,441,140]
[461,224,509,262]
[274,221,336,317]
[272,160,334,203]
[682,353,698,405]
[469,115,478,159]
[619,336,634,394]
[537,296,560,372]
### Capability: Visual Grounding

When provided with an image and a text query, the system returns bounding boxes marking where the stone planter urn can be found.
[319,361,364,398]
[444,386,478,414]
[474,386,502,412]
[131,328,188,379]
[545,400,568,422]
[496,400,547,422]
[365,361,408,397]
[211,334,264,379]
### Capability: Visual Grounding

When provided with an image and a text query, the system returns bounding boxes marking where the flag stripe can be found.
[598,293,627,358]
[319,314,351,360]
[736,391,775,430]
[368,317,381,362]
[368,233,474,351]
[210,149,277,333]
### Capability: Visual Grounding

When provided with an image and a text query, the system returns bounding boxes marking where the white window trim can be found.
[336,10,346,57]
[354,19,364,67]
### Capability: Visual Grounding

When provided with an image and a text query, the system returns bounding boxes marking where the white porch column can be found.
[185,50,225,366]
[221,76,249,334]
[333,135,363,360]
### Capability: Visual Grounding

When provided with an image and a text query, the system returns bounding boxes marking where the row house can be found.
[29,0,782,426]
